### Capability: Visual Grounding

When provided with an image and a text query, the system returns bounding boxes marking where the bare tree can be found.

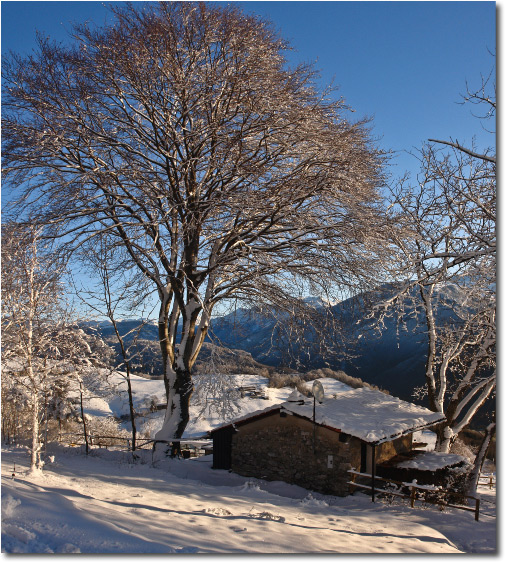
[1,223,109,470]
[77,239,157,453]
[1,224,62,470]
[378,75,496,454]
[2,2,390,442]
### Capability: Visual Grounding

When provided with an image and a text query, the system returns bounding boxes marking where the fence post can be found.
[371,445,376,503]
[410,485,416,508]
[348,470,354,493]
[475,498,480,521]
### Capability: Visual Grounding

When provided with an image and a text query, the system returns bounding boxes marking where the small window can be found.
[339,432,350,443]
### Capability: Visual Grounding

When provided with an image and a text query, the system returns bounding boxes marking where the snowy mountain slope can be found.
[1,445,495,554]
[87,288,429,397]
[86,317,270,378]
[208,282,488,403]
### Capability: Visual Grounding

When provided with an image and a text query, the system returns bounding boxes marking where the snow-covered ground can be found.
[1,444,496,554]
[2,374,496,554]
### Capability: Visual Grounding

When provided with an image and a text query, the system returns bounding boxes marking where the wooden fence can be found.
[478,474,495,489]
[348,469,481,521]
[62,433,212,458]
[62,433,153,450]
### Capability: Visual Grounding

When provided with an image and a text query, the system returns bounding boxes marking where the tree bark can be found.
[467,420,495,496]
[125,370,137,452]
[29,392,41,472]
[434,422,456,454]
[79,381,90,456]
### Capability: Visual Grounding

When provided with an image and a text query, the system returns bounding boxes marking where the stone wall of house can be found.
[231,412,360,496]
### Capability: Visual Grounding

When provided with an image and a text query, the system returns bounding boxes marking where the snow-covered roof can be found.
[210,404,281,432]
[396,451,470,471]
[212,387,445,445]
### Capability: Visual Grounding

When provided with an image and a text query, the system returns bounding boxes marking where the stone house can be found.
[210,386,445,496]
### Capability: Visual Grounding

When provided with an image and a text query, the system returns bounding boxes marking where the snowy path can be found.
[1,446,494,554]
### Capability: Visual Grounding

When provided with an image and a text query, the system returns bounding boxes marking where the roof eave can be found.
[366,416,446,446]
[210,406,282,434]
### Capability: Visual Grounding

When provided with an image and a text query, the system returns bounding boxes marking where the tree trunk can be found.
[154,295,199,452]
[79,382,90,455]
[43,403,49,458]
[155,365,194,441]
[467,421,496,496]
[419,283,442,413]
[29,392,41,472]
[125,368,137,452]
[435,422,456,453]
[172,367,194,439]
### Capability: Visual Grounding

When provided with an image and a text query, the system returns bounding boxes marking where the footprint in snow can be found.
[229,526,248,533]
[175,546,199,553]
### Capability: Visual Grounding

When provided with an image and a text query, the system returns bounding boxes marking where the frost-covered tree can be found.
[381,73,496,454]
[191,345,243,422]
[2,2,390,442]
[1,223,111,470]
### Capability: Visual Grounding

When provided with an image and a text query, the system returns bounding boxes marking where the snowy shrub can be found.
[411,462,472,506]
[300,494,329,508]
[53,419,85,446]
[450,438,476,462]
[267,373,309,395]
[250,511,285,522]
[267,373,290,388]
[85,416,131,447]
[240,481,264,493]
[192,372,242,420]
[379,482,402,506]
[138,418,159,440]
[302,368,389,394]
[203,507,233,516]
[1,379,32,445]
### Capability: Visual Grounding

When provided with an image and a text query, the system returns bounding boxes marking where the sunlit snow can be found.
[1,374,495,554]
[1,446,496,554]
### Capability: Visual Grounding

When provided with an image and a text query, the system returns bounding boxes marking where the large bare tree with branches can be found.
[2,2,390,442]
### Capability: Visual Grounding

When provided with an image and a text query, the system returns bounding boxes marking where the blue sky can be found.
[1,1,496,317]
[1,1,496,180]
